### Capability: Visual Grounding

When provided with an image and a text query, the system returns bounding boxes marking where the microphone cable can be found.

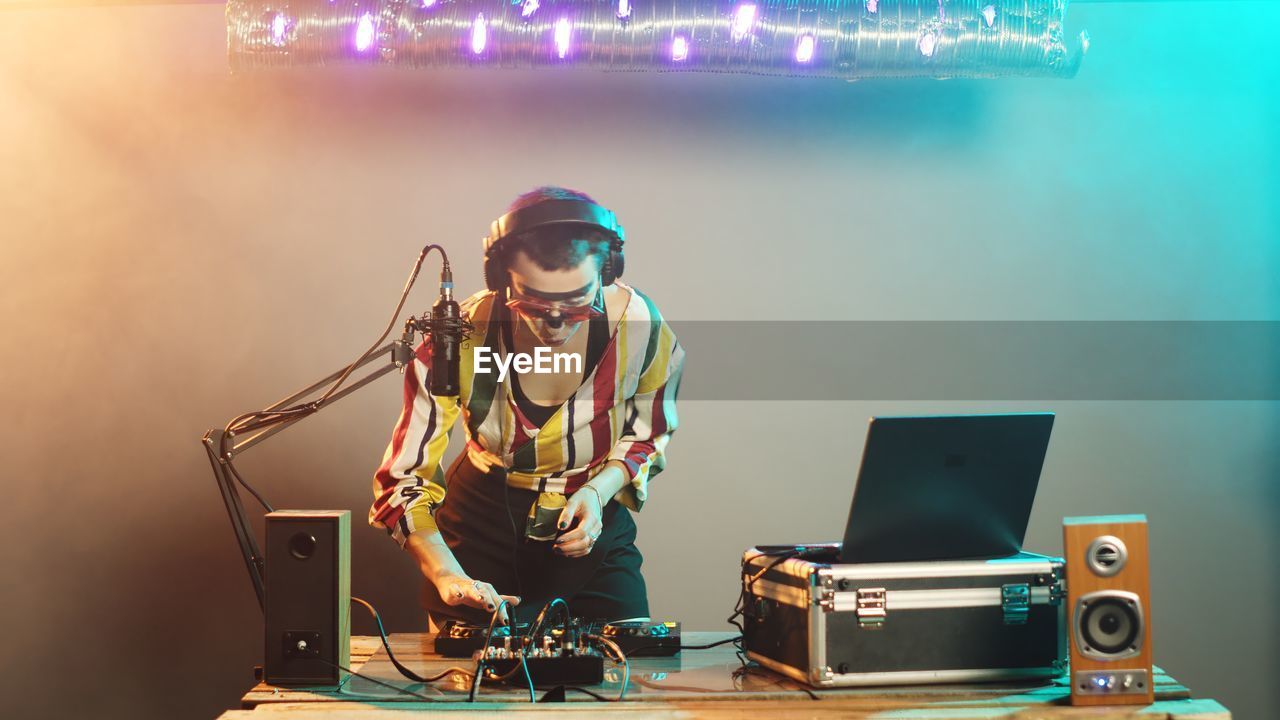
[219,244,456,512]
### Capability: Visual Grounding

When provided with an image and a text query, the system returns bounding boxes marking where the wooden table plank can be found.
[220,696,1230,719]
[233,634,1226,718]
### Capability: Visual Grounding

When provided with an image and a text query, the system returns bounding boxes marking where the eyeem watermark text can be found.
[473,347,583,382]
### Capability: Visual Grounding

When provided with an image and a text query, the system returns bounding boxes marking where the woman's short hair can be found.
[505,186,612,272]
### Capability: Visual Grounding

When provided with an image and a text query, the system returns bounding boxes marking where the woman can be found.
[370,186,684,628]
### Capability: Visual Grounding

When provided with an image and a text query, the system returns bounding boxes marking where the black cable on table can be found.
[314,657,441,702]
[351,597,473,684]
[628,634,744,654]
[679,635,742,650]
[563,686,611,701]
[468,599,506,702]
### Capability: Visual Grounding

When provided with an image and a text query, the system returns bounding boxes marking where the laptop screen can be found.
[839,413,1054,564]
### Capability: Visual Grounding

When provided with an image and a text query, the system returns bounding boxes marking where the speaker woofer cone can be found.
[1074,590,1144,660]
[1082,599,1138,653]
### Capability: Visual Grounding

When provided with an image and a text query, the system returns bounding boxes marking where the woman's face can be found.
[506,249,603,347]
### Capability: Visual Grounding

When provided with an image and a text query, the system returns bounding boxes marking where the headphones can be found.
[482,198,626,292]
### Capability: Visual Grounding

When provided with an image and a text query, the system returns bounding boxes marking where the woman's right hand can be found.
[435,572,520,625]
[405,532,520,624]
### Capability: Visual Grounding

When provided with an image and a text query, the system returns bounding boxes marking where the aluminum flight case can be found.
[741,544,1067,687]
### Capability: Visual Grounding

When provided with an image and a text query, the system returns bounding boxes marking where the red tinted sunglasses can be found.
[505,290,604,323]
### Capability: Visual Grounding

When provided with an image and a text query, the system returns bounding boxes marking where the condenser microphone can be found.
[430,263,462,396]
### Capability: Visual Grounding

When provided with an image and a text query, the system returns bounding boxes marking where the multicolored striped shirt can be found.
[370,282,684,548]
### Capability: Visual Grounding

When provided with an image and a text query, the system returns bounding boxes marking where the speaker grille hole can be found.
[1085,536,1129,576]
[289,532,317,560]
[1094,545,1119,567]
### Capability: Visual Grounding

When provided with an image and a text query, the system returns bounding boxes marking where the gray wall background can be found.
[1,2,1276,718]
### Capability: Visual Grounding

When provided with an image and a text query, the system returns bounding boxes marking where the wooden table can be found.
[223,632,1231,719]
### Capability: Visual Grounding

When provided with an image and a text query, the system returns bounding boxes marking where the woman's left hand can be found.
[554,485,604,558]
[466,438,504,474]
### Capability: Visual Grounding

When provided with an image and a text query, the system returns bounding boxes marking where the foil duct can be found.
[227,0,1085,80]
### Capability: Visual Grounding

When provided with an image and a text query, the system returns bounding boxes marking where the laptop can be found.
[839,413,1055,564]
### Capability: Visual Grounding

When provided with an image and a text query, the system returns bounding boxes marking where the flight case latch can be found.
[855,588,887,628]
[1002,583,1031,625]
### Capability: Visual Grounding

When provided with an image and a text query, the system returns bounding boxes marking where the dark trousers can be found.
[421,452,649,627]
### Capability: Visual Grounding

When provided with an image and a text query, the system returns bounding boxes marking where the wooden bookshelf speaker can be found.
[1063,514,1153,706]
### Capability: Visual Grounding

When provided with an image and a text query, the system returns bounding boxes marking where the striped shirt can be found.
[369,282,684,548]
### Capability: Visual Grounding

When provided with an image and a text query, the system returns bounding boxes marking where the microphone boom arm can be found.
[201,335,416,612]
[201,241,470,613]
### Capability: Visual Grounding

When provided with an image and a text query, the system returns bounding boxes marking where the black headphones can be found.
[482,198,626,292]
